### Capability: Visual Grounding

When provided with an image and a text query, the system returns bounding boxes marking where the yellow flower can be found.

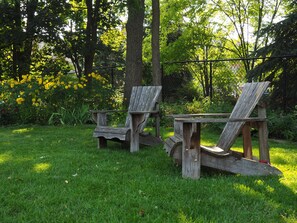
[44,82,54,90]
[37,78,43,85]
[16,97,25,104]
[78,83,83,88]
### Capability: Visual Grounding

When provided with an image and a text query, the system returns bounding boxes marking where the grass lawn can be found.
[0,125,296,222]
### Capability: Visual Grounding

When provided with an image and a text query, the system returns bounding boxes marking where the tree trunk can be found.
[152,0,162,100]
[20,0,38,77]
[84,0,100,80]
[124,0,145,106]
[12,0,22,80]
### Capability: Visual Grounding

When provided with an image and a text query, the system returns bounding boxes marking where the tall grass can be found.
[0,125,296,222]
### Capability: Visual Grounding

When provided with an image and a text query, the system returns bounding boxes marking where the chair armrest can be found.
[169,113,231,119]
[90,109,128,124]
[229,117,266,122]
[129,111,155,114]
[175,117,266,123]
[90,109,127,114]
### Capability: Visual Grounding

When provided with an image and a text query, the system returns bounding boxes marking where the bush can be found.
[0,73,120,125]
[267,109,297,141]
[160,98,233,129]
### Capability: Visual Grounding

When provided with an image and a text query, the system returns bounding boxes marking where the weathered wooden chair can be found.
[91,86,162,152]
[164,82,282,179]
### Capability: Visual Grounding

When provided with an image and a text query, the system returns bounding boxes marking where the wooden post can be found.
[130,113,145,153]
[182,122,201,179]
[155,113,160,138]
[242,123,253,159]
[258,105,270,163]
[97,112,107,148]
[154,103,160,138]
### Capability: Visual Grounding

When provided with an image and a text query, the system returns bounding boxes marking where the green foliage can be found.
[160,98,234,128]
[48,104,90,125]
[267,109,297,141]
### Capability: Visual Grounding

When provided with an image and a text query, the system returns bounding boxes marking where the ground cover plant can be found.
[0,125,296,222]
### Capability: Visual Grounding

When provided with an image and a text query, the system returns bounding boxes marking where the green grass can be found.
[0,125,296,223]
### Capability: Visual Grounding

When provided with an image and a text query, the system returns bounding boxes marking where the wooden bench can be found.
[91,86,162,152]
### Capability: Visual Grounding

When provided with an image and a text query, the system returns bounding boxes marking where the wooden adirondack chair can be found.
[164,82,282,178]
[91,86,162,152]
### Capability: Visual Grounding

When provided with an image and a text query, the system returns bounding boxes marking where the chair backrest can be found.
[216,82,270,152]
[125,86,162,132]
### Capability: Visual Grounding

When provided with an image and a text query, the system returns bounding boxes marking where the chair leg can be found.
[258,121,270,164]
[242,124,253,159]
[98,137,107,149]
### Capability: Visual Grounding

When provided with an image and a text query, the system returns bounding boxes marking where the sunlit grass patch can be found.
[33,163,51,173]
[12,128,33,134]
[0,152,13,164]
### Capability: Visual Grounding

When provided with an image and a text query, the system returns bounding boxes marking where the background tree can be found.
[210,0,285,76]
[55,0,121,79]
[124,0,145,105]
[152,0,162,93]
[249,3,297,111]
[0,0,69,80]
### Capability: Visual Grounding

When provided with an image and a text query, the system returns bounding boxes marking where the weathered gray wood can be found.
[217,82,270,152]
[92,86,162,152]
[242,124,253,159]
[258,105,270,163]
[164,81,282,177]
[201,152,282,176]
[97,112,107,148]
[93,127,130,141]
[130,113,145,152]
[182,123,201,179]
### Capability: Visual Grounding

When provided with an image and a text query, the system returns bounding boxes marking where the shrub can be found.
[0,73,119,125]
[267,108,297,141]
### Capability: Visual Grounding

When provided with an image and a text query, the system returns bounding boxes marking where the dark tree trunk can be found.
[11,0,37,79]
[12,0,22,80]
[20,0,38,76]
[152,0,162,100]
[124,0,145,106]
[84,0,100,80]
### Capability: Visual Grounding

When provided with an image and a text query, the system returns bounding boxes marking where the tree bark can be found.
[152,0,162,100]
[124,0,145,106]
[84,0,100,79]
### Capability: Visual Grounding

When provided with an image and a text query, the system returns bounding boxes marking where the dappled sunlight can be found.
[163,131,174,138]
[178,211,197,223]
[254,179,275,193]
[234,183,261,196]
[33,163,51,173]
[12,128,33,134]
[271,149,297,165]
[0,152,13,164]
